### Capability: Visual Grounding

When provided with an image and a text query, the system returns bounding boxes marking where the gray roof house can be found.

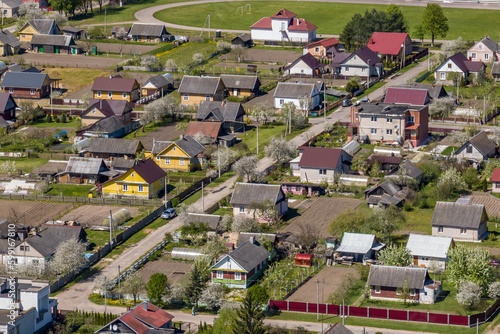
[141,74,173,96]
[59,157,109,184]
[0,0,22,18]
[186,213,221,232]
[336,232,385,262]
[492,62,500,81]
[150,136,205,156]
[129,23,171,42]
[30,34,78,54]
[431,201,488,242]
[196,100,246,132]
[321,323,354,334]
[368,265,442,304]
[230,183,288,223]
[273,82,320,111]
[364,180,408,207]
[220,74,261,96]
[455,130,496,165]
[386,160,423,184]
[178,76,226,105]
[20,18,59,36]
[210,237,270,288]
[85,138,143,159]
[406,233,454,270]
[340,46,384,79]
[0,30,20,56]
[1,71,53,99]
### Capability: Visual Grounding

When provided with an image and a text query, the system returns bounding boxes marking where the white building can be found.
[273,82,320,110]
[340,46,383,79]
[250,8,317,43]
[406,234,454,270]
[434,52,484,84]
[0,277,57,334]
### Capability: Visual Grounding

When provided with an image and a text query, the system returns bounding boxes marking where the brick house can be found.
[210,237,270,288]
[368,265,442,304]
[383,87,431,106]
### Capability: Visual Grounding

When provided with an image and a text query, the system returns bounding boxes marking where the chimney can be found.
[250,236,255,244]
[180,135,184,140]
[143,302,148,311]
[109,75,113,79]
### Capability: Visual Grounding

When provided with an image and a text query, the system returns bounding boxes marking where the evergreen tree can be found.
[185,263,206,307]
[232,293,266,334]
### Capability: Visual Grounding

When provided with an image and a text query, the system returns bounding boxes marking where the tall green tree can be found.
[386,5,409,32]
[147,273,168,305]
[232,292,266,334]
[421,4,449,46]
[185,263,207,307]
[447,246,494,292]
[377,244,412,267]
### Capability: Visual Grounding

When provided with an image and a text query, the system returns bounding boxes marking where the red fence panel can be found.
[270,300,287,311]
[327,305,340,315]
[409,311,428,323]
[318,304,327,314]
[449,315,468,326]
[349,306,368,318]
[389,309,407,321]
[429,313,448,324]
[308,303,317,314]
[288,301,307,313]
[370,308,388,319]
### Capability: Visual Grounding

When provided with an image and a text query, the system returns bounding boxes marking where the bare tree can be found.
[297,223,319,252]
[122,271,144,305]
[231,45,246,62]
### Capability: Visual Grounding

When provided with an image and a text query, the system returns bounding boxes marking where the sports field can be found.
[153,1,500,40]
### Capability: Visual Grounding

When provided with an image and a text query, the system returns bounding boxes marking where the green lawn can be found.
[156,41,218,68]
[154,2,500,40]
[401,207,434,234]
[0,157,48,174]
[123,120,174,139]
[441,146,459,155]
[45,184,94,197]
[27,119,79,128]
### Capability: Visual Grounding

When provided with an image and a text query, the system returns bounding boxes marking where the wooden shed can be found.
[295,253,313,267]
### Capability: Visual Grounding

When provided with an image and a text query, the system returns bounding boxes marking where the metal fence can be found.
[269,298,500,327]
[0,193,163,207]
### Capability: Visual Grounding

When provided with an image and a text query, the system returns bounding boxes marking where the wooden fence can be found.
[269,297,500,327]
[0,193,163,207]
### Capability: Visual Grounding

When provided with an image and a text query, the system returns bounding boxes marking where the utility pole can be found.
[201,181,204,212]
[104,279,107,314]
[316,280,319,321]
[208,13,211,39]
[104,6,107,33]
[367,59,370,89]
[323,75,326,122]
[457,76,459,101]
[342,299,345,325]
[288,107,291,134]
[428,48,430,72]
[256,124,259,155]
[118,265,121,304]
[217,144,220,177]
[109,210,113,250]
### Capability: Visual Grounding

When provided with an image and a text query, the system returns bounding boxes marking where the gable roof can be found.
[478,36,500,53]
[62,26,84,34]
[186,213,221,231]
[353,46,383,65]
[1,72,49,89]
[175,135,205,157]
[444,52,484,74]
[64,157,106,175]
[402,83,448,100]
[322,323,354,334]
[89,116,126,134]
[111,158,135,170]
[31,34,75,47]
[26,224,86,258]
[251,17,272,30]
[492,62,500,75]
[230,183,282,205]
[142,74,172,89]
[299,147,344,169]
[336,232,385,254]
[185,121,222,140]
[92,75,138,93]
[1,0,22,9]
[232,33,251,43]
[237,232,277,247]
[466,130,497,156]
[178,76,224,95]
[406,233,453,259]
[274,82,316,99]
[365,180,401,197]
[0,30,20,47]
[129,23,168,37]
[197,100,245,122]
[387,160,423,179]
[288,18,317,32]
[131,159,167,184]
[306,37,339,49]
[289,53,326,70]
[367,32,409,56]
[84,99,133,118]
[384,87,430,106]
[31,160,68,175]
[492,168,500,182]
[431,201,487,228]
[26,19,58,35]
[271,8,297,19]
[215,239,270,272]
[0,92,17,113]
[220,74,259,90]
[368,265,429,289]
[87,138,141,155]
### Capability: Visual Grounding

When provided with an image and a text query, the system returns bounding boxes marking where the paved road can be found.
[134,0,500,35]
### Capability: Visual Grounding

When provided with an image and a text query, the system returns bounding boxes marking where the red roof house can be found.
[367,32,412,61]
[95,301,174,333]
[492,168,500,193]
[304,37,339,58]
[384,87,431,106]
[298,147,352,183]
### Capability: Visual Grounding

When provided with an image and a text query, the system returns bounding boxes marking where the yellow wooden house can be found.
[178,76,225,106]
[18,19,60,43]
[149,135,205,172]
[102,159,167,199]
[91,75,140,102]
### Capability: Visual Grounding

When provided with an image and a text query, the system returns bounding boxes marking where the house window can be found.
[8,88,13,93]
[183,94,189,101]
[97,91,101,97]
[408,115,415,123]
[387,118,392,123]
[30,89,35,95]
[371,116,377,122]
[478,44,482,50]
[396,290,401,296]
[131,172,135,177]
[239,206,245,213]
[22,34,25,38]
[440,73,446,80]
[123,184,128,191]
[122,92,127,98]
[386,129,393,135]
[371,128,377,134]
[375,286,381,294]
[108,92,112,98]
[301,69,304,73]
[235,272,241,280]
[179,158,185,166]
[173,147,176,151]
[280,99,284,105]
[32,259,39,265]
[319,169,327,175]
[281,22,286,30]
[156,156,160,160]
[165,157,170,165]
[160,178,163,185]
[216,271,223,279]
[447,63,452,69]
[461,228,467,235]
[205,95,211,101]
[466,145,473,153]
[410,289,416,296]
[345,66,349,72]
[485,54,489,60]
[138,185,144,192]
[20,245,29,251]
[471,53,477,59]
[438,226,443,233]
[362,67,365,73]
[314,47,320,53]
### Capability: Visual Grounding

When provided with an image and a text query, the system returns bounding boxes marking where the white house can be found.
[406,234,454,270]
[0,277,57,334]
[434,52,485,84]
[250,8,317,43]
[455,130,497,165]
[286,53,326,78]
[340,46,383,79]
[297,146,352,183]
[273,82,320,110]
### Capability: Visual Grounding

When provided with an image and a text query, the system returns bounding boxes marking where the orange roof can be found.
[492,168,500,182]
[129,303,174,328]
[406,124,420,130]
[271,8,296,19]
[305,37,339,48]
[185,121,222,140]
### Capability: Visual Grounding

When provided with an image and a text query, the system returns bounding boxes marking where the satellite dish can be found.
[112,324,118,331]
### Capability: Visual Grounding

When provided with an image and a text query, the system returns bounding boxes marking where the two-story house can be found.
[178,76,226,106]
[434,52,485,84]
[467,36,500,63]
[149,135,205,172]
[340,46,384,79]
[91,75,140,102]
[251,8,317,43]
[80,99,133,127]
[18,18,59,42]
[349,102,429,147]
[431,202,488,242]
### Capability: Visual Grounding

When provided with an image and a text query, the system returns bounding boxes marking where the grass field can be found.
[28,119,79,128]
[0,157,48,173]
[154,1,500,40]
[45,184,94,197]
[156,41,218,68]
[43,68,110,97]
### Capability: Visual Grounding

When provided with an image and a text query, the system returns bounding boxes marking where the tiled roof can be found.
[445,53,484,74]
[306,37,339,48]
[367,32,409,56]
[289,53,325,70]
[288,18,317,32]
[250,17,272,29]
[384,87,430,106]
[271,8,297,19]
[492,168,500,182]
[299,147,343,169]
[185,121,222,140]
[431,201,486,228]
[91,75,138,93]
[353,46,383,66]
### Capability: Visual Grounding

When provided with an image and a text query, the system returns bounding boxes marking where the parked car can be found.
[161,208,177,219]
[342,99,352,107]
